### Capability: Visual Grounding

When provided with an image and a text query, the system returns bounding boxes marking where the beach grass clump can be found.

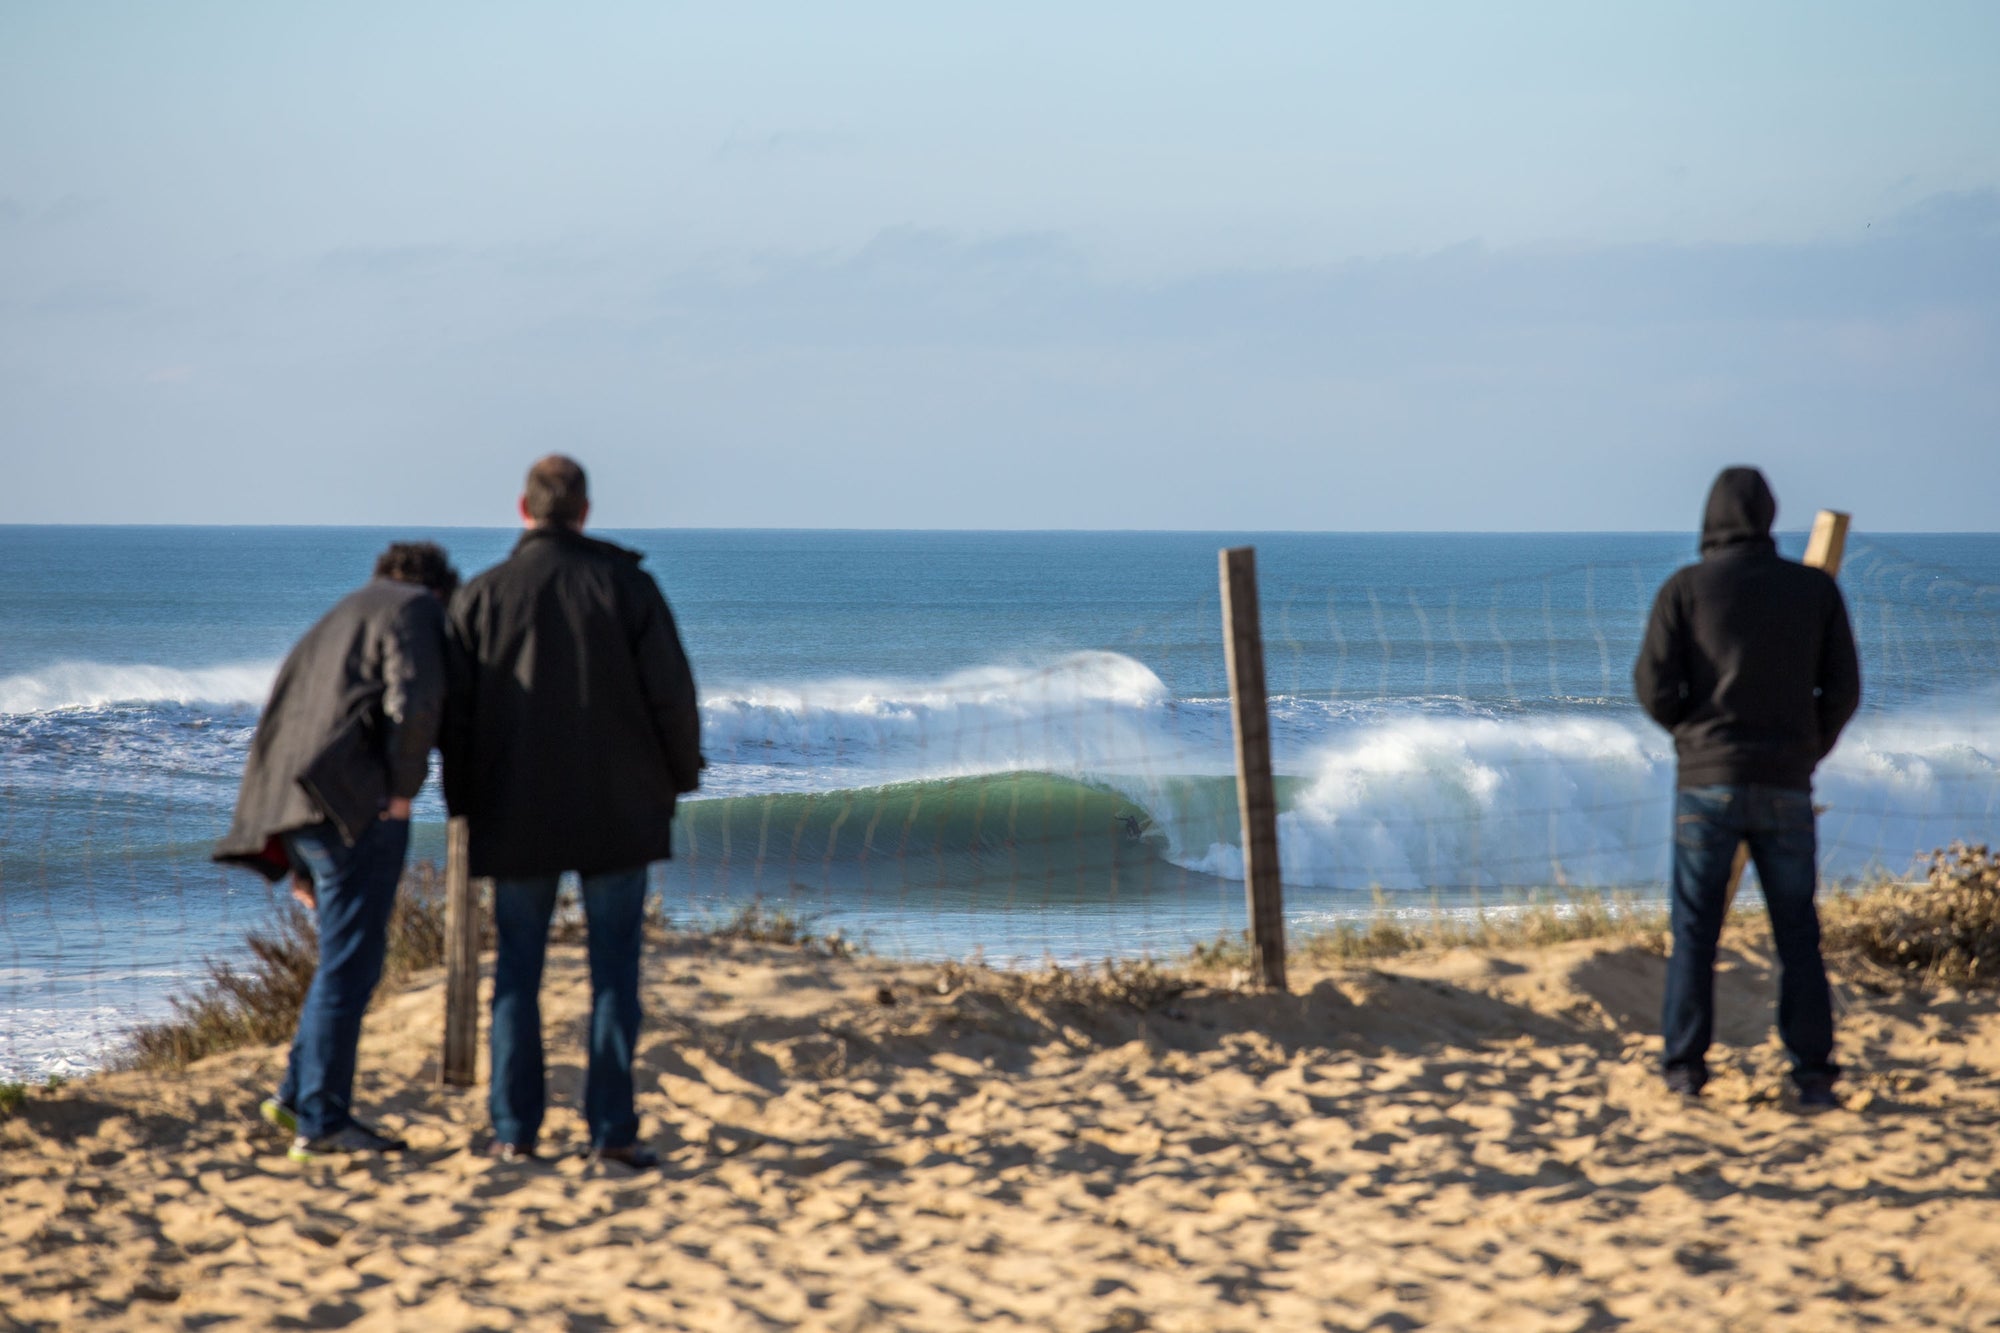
[1823,844,2000,987]
[1193,889,1671,973]
[126,861,452,1071]
[124,879,851,1071]
[934,957,1192,1011]
[704,899,854,957]
[1020,958,1191,1010]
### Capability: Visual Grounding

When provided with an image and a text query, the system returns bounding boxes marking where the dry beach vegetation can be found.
[5,849,2000,1330]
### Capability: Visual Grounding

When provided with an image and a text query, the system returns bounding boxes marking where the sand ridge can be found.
[6,929,2000,1331]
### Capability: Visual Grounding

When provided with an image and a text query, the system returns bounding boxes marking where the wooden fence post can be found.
[1724,510,1850,910]
[440,815,479,1087]
[1220,547,1288,991]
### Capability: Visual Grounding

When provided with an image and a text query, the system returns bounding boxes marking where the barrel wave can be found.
[663,770,1259,903]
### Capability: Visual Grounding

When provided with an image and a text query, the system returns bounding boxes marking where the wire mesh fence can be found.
[2,527,1996,1082]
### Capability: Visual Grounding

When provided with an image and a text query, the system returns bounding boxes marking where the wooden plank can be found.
[1724,509,1850,912]
[440,815,479,1087]
[1219,547,1287,992]
[1803,509,1851,576]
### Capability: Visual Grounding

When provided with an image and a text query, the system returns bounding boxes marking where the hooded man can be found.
[1634,467,1861,1106]
[215,540,458,1161]
[443,455,702,1168]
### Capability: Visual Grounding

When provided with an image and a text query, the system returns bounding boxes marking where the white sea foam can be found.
[1179,707,2000,891]
[6,651,1992,897]
[0,1004,138,1083]
[698,650,1184,774]
[0,660,276,715]
[693,652,2000,892]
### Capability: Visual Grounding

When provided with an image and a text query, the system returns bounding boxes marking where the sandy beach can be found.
[7,925,2000,1331]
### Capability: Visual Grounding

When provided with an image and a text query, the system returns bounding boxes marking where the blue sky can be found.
[2,3,1996,529]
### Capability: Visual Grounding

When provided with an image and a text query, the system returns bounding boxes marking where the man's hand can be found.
[385,796,413,821]
[289,872,317,911]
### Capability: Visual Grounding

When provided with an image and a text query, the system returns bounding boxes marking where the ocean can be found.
[3,526,1996,1080]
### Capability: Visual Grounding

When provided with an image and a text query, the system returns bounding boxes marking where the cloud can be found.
[1891,188,2000,239]
[712,128,851,164]
[317,243,455,278]
[6,215,1996,527]
[634,219,1999,366]
[30,279,147,316]
[38,194,98,226]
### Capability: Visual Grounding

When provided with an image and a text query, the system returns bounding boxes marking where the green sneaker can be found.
[260,1098,298,1135]
[288,1121,408,1164]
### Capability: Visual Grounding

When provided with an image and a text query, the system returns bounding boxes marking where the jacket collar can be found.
[512,525,645,565]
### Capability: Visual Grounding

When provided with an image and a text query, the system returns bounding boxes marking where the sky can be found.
[2,2,1996,530]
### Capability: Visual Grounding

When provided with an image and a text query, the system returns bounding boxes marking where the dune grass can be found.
[115,845,2000,1074]
[1188,889,1672,975]
[121,878,851,1072]
[1822,843,2000,987]
[124,862,454,1071]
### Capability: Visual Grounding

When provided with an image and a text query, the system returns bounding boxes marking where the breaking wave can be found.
[678,699,1999,895]
[6,652,1992,894]
[0,660,277,716]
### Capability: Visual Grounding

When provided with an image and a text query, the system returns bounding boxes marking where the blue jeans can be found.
[1663,784,1836,1090]
[279,817,409,1138]
[488,866,649,1150]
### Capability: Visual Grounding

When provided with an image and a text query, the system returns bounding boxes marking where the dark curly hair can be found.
[372,541,460,597]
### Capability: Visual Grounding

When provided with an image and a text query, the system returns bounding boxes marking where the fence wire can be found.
[3,530,1996,1082]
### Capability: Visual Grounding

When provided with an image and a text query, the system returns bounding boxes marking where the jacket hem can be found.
[1674,766,1813,792]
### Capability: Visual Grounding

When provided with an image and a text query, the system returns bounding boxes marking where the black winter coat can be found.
[442,527,702,878]
[214,579,447,880]
[1634,468,1862,791]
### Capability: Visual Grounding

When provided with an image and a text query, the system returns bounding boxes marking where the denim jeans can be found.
[279,816,409,1138]
[488,866,649,1150]
[1663,784,1836,1090]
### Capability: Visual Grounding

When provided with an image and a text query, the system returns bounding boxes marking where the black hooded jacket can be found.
[442,527,702,878]
[1634,468,1861,791]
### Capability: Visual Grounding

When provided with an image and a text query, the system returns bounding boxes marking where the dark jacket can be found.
[214,579,447,880]
[442,527,702,878]
[1634,467,1862,791]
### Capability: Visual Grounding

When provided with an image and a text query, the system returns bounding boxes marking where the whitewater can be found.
[4,648,1991,896]
[2,525,1995,1079]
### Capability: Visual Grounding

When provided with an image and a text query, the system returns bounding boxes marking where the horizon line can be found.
[5,523,1992,537]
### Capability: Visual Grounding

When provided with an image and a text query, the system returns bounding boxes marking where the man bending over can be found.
[216,541,457,1161]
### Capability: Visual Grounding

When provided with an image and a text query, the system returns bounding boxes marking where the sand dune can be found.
[7,927,2000,1331]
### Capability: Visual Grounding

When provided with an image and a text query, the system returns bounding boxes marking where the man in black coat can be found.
[444,455,701,1167]
[215,541,457,1161]
[1634,467,1861,1106]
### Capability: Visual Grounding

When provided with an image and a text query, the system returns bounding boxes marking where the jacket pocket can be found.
[297,689,389,846]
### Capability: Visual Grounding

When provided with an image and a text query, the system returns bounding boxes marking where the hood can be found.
[1700,467,1778,556]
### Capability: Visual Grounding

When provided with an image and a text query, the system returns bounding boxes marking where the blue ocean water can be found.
[3,526,1997,1078]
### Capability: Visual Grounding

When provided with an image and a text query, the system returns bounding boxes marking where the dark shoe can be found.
[289,1120,408,1163]
[1663,1067,1704,1099]
[484,1139,538,1164]
[589,1143,661,1171]
[1796,1076,1839,1110]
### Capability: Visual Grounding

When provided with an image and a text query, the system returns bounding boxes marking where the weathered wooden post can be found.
[1220,547,1288,991]
[1724,509,1850,910]
[441,815,479,1087]
[1802,508,1850,574]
